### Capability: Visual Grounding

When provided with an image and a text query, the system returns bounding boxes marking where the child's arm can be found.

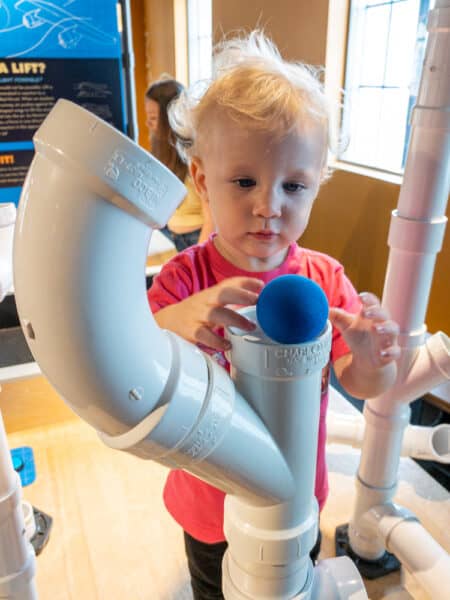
[330,292,400,399]
[154,276,264,351]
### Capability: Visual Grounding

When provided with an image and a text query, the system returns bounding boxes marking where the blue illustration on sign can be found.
[0,0,124,204]
[0,0,120,58]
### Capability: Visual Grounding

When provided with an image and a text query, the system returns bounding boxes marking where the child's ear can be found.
[190,157,208,201]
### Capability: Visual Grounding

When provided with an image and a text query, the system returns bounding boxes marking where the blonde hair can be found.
[169,31,335,170]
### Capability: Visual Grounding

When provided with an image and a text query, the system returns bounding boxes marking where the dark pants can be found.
[160,226,200,252]
[184,530,322,600]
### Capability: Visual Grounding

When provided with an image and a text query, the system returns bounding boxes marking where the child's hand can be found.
[330,292,400,398]
[154,277,264,351]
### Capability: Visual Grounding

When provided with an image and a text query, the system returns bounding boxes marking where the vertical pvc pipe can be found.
[349,0,450,561]
[0,412,37,600]
[222,313,332,598]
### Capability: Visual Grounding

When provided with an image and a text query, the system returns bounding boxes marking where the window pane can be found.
[385,0,420,86]
[377,87,410,171]
[360,4,391,86]
[340,0,432,174]
[187,0,212,84]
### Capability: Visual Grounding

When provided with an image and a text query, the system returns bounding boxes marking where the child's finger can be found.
[359,291,380,308]
[195,325,232,352]
[374,320,400,351]
[379,345,401,362]
[329,307,354,332]
[362,305,390,322]
[207,306,256,331]
[216,280,263,306]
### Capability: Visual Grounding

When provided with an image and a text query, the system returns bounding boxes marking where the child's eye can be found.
[234,178,256,188]
[283,182,305,193]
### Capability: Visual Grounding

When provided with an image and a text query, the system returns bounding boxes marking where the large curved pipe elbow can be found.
[14,99,186,435]
[13,100,294,506]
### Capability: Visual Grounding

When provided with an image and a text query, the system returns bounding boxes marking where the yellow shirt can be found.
[168,176,204,233]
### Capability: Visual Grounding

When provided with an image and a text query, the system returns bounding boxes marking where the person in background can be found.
[145,78,214,251]
[148,32,400,599]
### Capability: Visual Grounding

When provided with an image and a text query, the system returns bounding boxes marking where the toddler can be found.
[148,31,399,600]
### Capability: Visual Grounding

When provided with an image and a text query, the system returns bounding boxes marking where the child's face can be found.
[145,98,160,136]
[191,111,326,271]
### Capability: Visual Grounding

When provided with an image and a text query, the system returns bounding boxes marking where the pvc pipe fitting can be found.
[393,332,450,406]
[402,423,450,463]
[221,313,338,597]
[327,410,450,463]
[363,503,450,600]
[14,100,186,436]
[348,479,397,560]
[14,99,295,507]
[311,557,368,600]
[101,339,295,505]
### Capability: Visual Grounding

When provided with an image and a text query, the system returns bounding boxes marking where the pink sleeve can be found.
[327,264,361,364]
[147,256,194,313]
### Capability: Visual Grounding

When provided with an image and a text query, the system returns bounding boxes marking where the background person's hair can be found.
[169,31,340,181]
[145,78,187,182]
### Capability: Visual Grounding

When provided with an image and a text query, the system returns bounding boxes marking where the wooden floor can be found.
[1,378,449,600]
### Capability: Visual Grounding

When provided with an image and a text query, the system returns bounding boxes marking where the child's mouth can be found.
[249,230,279,241]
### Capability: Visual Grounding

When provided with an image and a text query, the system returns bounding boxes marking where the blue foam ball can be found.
[256,275,329,344]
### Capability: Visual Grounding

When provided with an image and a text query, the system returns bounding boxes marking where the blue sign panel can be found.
[0,0,126,204]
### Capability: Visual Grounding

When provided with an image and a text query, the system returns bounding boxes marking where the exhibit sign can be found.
[0,0,126,204]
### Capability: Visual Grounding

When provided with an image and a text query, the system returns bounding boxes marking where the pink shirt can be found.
[148,237,360,543]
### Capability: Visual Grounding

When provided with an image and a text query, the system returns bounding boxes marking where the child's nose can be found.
[253,188,282,219]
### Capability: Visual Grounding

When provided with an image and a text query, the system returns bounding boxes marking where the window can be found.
[340,0,434,174]
[187,0,212,84]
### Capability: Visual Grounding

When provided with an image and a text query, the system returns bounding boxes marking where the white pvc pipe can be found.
[326,411,365,448]
[327,410,450,463]
[0,204,16,302]
[0,207,36,599]
[223,315,332,598]
[0,411,16,497]
[392,332,450,406]
[349,1,450,564]
[0,411,37,600]
[403,423,450,463]
[365,505,450,600]
[386,520,450,600]
[311,557,368,600]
